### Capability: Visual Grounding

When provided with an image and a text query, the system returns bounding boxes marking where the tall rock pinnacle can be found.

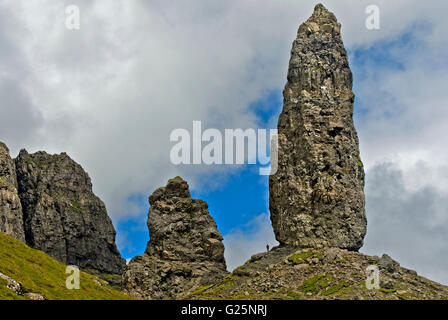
[15,149,126,274]
[122,177,228,299]
[269,4,367,250]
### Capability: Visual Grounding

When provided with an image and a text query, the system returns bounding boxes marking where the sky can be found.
[1,0,448,284]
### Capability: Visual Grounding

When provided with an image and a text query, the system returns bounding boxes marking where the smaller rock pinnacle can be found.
[122,177,228,299]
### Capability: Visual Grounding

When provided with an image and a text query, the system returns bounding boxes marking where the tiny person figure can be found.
[266,244,270,252]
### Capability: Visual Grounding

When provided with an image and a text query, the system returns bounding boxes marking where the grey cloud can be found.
[362,162,448,285]
[0,78,43,150]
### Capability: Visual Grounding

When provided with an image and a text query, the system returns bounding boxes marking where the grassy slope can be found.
[0,232,132,300]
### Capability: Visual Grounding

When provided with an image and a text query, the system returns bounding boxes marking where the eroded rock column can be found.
[269,4,367,250]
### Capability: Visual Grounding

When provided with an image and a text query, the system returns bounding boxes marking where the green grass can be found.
[378,288,396,294]
[288,249,314,264]
[286,290,303,300]
[299,274,327,294]
[0,232,133,300]
[320,281,350,296]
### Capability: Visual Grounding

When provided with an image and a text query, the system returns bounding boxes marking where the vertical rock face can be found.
[122,177,227,299]
[15,149,125,274]
[0,142,25,242]
[269,4,367,250]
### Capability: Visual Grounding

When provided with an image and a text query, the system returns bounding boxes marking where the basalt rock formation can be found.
[14,149,125,275]
[122,176,228,299]
[0,143,25,242]
[269,4,367,250]
[188,246,448,300]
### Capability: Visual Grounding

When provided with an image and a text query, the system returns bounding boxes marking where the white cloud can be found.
[1,0,294,219]
[350,10,448,281]
[2,0,448,221]
[362,162,448,285]
[1,0,448,284]
[223,213,278,271]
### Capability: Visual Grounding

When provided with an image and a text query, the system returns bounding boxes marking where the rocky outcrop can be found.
[0,270,46,300]
[189,246,448,300]
[122,176,228,299]
[0,142,25,242]
[269,4,367,250]
[15,149,125,275]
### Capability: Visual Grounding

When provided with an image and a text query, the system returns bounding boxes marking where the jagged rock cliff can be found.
[0,143,25,242]
[122,177,228,299]
[0,232,131,300]
[269,4,367,250]
[14,149,125,275]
